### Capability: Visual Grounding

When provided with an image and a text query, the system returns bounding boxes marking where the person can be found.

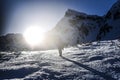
[54,36,64,56]
[58,45,64,56]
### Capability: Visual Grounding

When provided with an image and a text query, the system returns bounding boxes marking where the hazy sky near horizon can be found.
[0,0,117,35]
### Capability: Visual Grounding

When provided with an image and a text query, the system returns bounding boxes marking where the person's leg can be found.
[58,48,62,56]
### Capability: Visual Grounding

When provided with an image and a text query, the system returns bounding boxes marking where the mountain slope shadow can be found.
[61,56,116,80]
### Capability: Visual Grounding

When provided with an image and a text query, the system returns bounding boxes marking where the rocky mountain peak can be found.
[105,0,120,20]
[65,9,87,17]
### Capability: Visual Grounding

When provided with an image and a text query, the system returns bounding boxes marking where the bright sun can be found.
[23,26,45,46]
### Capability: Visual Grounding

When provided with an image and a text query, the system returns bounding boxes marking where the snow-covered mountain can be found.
[45,0,120,48]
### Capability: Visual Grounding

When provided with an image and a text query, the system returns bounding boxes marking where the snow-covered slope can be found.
[0,40,120,80]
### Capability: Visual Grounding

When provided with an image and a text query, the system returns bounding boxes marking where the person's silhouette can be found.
[58,46,63,56]
[54,35,65,56]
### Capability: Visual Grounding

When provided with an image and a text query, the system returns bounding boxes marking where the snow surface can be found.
[0,40,120,80]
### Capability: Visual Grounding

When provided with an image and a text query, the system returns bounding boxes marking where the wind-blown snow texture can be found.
[0,40,120,80]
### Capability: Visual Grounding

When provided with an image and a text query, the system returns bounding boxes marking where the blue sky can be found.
[0,0,117,35]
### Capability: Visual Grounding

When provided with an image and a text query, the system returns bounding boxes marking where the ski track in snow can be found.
[0,40,120,80]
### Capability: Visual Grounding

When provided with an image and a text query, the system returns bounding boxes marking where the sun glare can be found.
[23,26,45,46]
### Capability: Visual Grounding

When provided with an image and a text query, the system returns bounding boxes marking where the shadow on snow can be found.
[0,67,39,79]
[61,56,117,80]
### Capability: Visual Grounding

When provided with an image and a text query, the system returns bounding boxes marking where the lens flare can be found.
[23,26,45,46]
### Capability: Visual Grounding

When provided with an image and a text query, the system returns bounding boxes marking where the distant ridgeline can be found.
[0,0,120,51]
[0,34,30,51]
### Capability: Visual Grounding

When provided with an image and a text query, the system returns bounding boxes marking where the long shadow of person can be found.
[61,56,116,80]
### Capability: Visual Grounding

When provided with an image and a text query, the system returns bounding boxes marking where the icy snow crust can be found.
[0,40,120,80]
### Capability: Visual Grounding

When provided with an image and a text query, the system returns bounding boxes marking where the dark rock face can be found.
[105,0,120,20]
[97,23,113,40]
[98,0,120,40]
